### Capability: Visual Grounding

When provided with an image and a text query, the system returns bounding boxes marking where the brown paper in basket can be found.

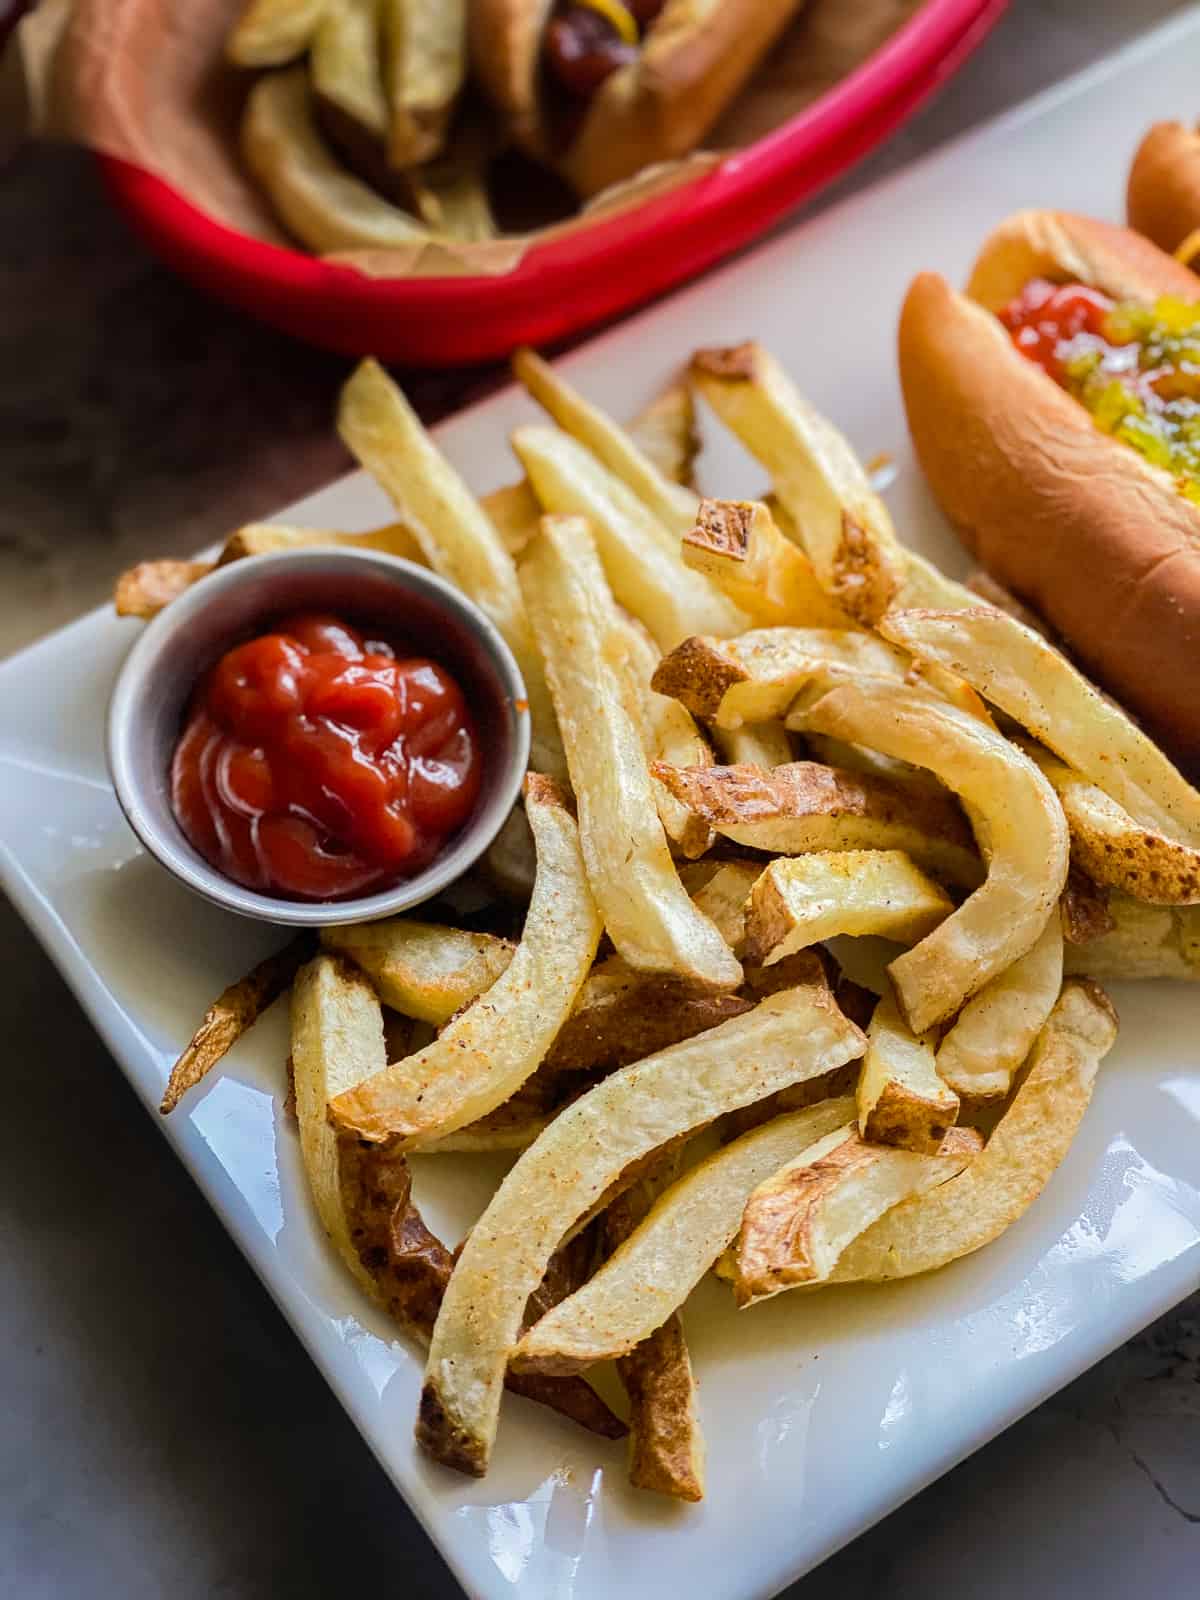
[12,0,922,280]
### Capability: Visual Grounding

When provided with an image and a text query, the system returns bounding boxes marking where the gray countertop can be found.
[2,3,1199,1596]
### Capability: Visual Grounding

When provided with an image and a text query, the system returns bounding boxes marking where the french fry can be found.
[241,70,436,253]
[605,1154,705,1501]
[1060,865,1115,946]
[513,348,699,535]
[218,520,427,565]
[519,516,741,989]
[1022,742,1200,906]
[936,916,1064,1099]
[310,0,389,148]
[856,988,958,1153]
[227,0,326,65]
[732,1122,982,1304]
[338,359,564,780]
[115,560,214,620]
[419,984,865,1472]
[880,608,1200,847]
[1064,895,1200,982]
[512,425,746,649]
[627,381,699,488]
[482,481,542,557]
[743,852,953,967]
[711,721,794,770]
[320,919,515,1025]
[691,343,907,624]
[328,775,602,1144]
[820,981,1118,1283]
[161,936,312,1113]
[513,1095,856,1376]
[650,627,908,728]
[291,954,386,1299]
[651,760,982,889]
[681,499,852,628]
[790,673,1069,1033]
[379,0,465,166]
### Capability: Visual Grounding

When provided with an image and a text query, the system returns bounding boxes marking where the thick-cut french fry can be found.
[800,732,945,798]
[513,349,699,535]
[936,916,1064,1099]
[711,721,794,770]
[513,1096,856,1376]
[820,981,1118,1283]
[115,560,214,620]
[691,343,907,624]
[512,425,746,649]
[482,481,542,557]
[291,954,386,1299]
[1022,743,1200,906]
[1064,895,1200,982]
[856,989,958,1153]
[744,852,953,967]
[310,0,388,145]
[732,1122,982,1303]
[218,520,427,566]
[379,0,465,166]
[651,627,907,727]
[880,608,1200,847]
[338,359,564,780]
[418,985,865,1472]
[681,499,852,628]
[520,517,741,989]
[320,919,515,1025]
[329,775,602,1144]
[790,673,1069,1033]
[652,760,981,889]
[605,1154,705,1501]
[227,0,326,65]
[1060,864,1115,945]
[242,71,436,254]
[161,936,312,1113]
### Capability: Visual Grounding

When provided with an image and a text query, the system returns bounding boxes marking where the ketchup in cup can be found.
[171,612,482,901]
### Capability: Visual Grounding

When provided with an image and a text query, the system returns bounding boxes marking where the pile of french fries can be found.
[228,0,499,253]
[122,336,1200,1503]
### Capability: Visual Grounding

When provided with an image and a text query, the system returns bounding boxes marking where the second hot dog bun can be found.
[1127,120,1200,257]
[898,211,1200,759]
[471,0,803,197]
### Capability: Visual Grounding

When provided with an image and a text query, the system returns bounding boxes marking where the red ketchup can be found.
[171,612,482,901]
[996,278,1119,381]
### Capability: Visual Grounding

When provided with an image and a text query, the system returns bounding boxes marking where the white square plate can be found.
[4,15,1200,1598]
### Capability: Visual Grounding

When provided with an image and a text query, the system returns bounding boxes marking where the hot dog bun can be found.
[470,0,802,197]
[898,211,1200,760]
[1127,121,1200,257]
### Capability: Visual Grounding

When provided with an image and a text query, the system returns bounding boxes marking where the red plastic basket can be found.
[98,0,1007,365]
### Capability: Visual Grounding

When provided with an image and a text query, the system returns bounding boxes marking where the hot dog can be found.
[898,211,1200,762]
[1127,121,1200,260]
[469,0,804,197]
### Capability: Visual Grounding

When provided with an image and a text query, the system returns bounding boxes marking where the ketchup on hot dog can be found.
[1000,278,1200,500]
[171,612,482,901]
[544,0,667,102]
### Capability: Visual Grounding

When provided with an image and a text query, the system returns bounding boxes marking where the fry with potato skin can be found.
[732,1122,982,1304]
[418,985,865,1473]
[329,775,602,1145]
[681,499,851,629]
[513,1095,858,1377]
[338,359,564,781]
[161,935,312,1114]
[651,760,981,889]
[744,851,953,967]
[857,988,958,1154]
[790,672,1069,1033]
[820,980,1118,1283]
[1064,896,1200,982]
[519,516,741,990]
